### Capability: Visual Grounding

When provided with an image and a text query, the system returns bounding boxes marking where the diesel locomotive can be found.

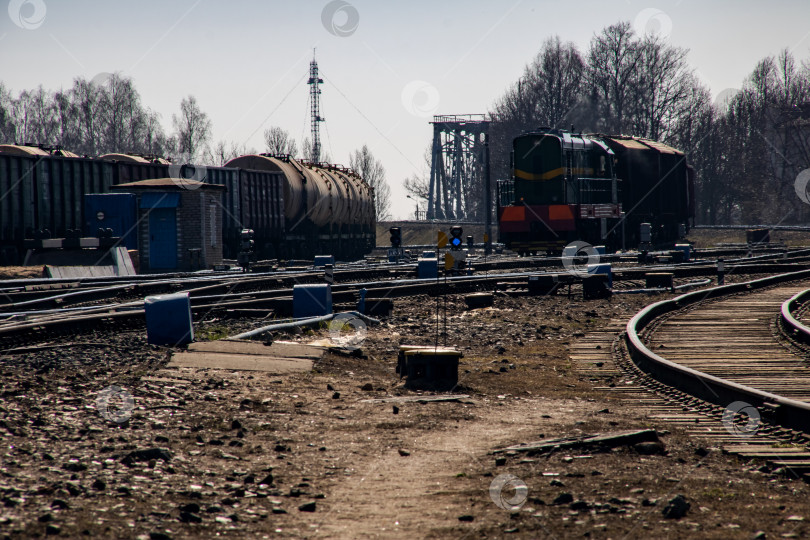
[497,128,694,254]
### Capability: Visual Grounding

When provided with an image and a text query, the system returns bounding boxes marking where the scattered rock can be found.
[398,449,411,457]
[495,457,506,466]
[360,383,374,391]
[332,392,341,399]
[662,494,690,519]
[179,511,202,523]
[634,441,666,455]
[458,515,474,522]
[298,501,317,512]
[570,500,590,511]
[62,461,87,472]
[392,405,399,415]
[552,493,574,505]
[121,448,172,467]
[259,473,274,485]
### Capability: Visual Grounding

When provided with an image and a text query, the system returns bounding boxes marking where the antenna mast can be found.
[307,53,324,162]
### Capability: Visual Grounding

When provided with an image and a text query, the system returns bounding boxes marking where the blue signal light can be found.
[450,237,462,247]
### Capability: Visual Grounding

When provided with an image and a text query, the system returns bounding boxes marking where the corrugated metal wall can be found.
[0,152,288,262]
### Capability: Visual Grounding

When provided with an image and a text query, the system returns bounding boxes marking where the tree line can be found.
[486,21,810,225]
[0,74,392,219]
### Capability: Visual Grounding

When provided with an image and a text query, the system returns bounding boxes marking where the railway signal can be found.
[450,226,463,249]
[389,227,402,248]
[238,228,255,271]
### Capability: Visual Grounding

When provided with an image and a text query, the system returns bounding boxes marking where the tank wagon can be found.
[497,128,694,254]
[225,154,375,260]
[0,145,374,264]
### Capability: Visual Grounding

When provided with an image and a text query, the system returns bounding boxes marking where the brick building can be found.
[111,178,226,273]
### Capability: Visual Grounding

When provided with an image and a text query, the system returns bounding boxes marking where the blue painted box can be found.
[144,292,194,346]
[313,255,335,268]
[418,257,438,279]
[587,263,612,287]
[674,244,691,261]
[293,284,333,318]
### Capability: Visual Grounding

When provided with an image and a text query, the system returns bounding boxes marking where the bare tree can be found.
[206,140,256,166]
[628,34,692,140]
[0,83,17,142]
[350,145,390,220]
[403,174,429,201]
[172,95,212,162]
[300,137,330,163]
[141,109,172,157]
[529,36,585,128]
[264,126,298,156]
[97,74,144,153]
[10,86,58,145]
[489,36,586,182]
[403,146,431,203]
[69,77,104,155]
[585,21,640,133]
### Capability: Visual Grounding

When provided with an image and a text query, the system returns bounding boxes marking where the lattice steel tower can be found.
[307,56,325,162]
[428,114,490,221]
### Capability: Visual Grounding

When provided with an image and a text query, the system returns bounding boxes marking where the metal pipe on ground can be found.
[228,311,380,341]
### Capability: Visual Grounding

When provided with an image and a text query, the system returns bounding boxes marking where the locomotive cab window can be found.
[513,135,562,180]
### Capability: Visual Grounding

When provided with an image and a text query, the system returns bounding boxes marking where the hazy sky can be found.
[2,0,810,219]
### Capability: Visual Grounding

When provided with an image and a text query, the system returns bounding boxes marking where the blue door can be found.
[149,208,177,269]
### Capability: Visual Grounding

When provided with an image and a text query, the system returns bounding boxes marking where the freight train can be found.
[497,128,694,254]
[0,145,375,265]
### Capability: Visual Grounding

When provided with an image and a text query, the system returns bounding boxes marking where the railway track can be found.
[3,250,809,353]
[3,243,804,304]
[576,269,810,482]
[4,245,810,316]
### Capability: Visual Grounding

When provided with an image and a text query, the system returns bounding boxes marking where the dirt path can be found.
[313,398,586,539]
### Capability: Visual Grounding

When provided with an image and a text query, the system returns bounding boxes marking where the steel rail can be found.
[625,268,810,434]
[780,289,810,345]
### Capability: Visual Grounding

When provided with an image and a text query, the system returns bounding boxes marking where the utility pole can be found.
[484,133,492,254]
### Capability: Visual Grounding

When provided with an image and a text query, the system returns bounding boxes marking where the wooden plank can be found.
[168,351,313,373]
[190,339,323,360]
[495,429,658,454]
[360,394,470,404]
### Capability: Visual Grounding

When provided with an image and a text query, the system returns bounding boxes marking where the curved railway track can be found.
[603,270,810,478]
